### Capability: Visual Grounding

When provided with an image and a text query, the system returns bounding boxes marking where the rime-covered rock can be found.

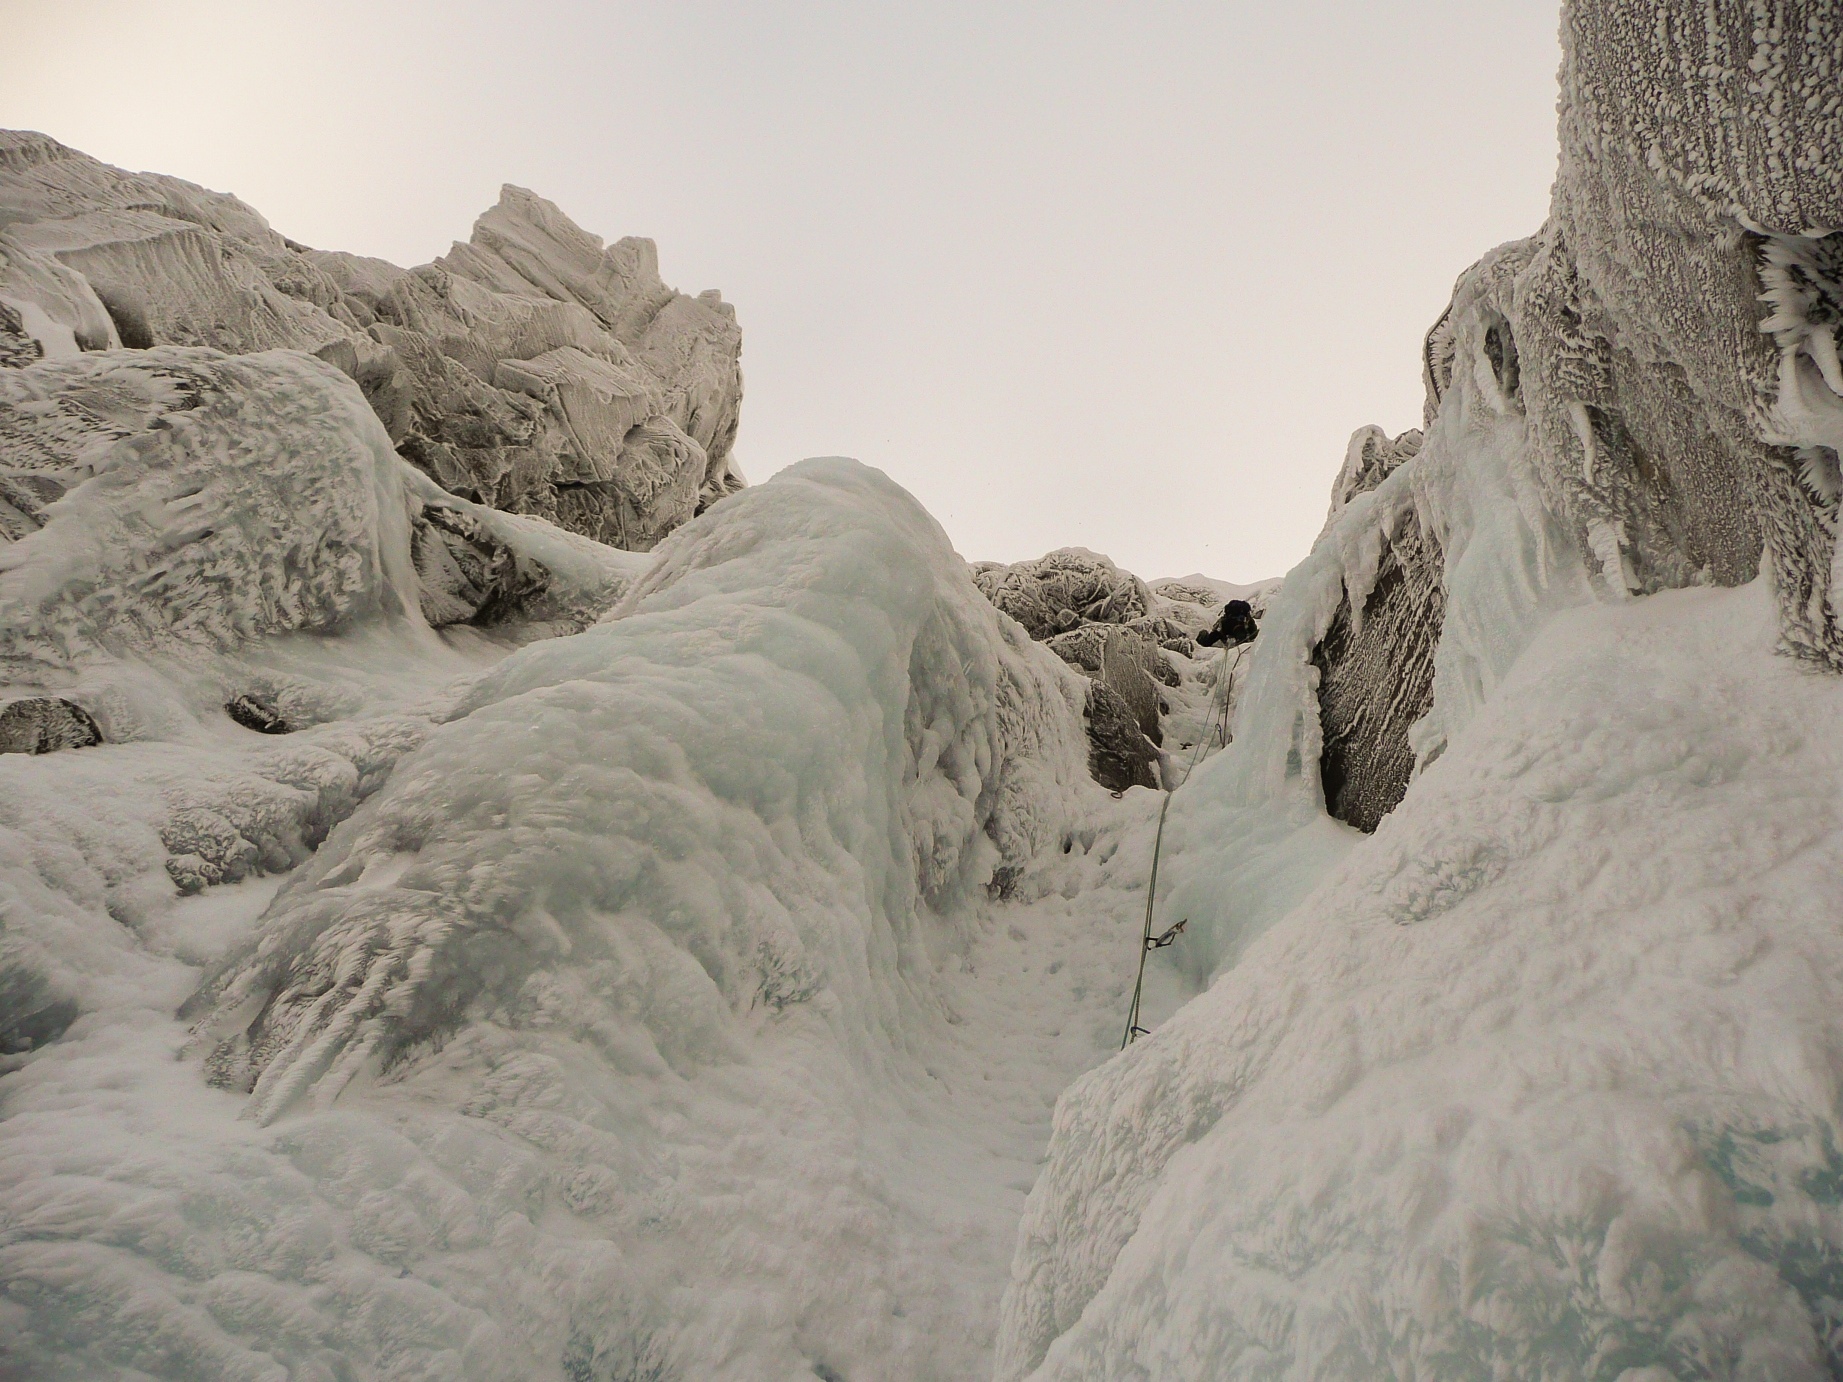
[977,550,1233,789]
[1531,5,1842,655]
[1080,680,1158,793]
[0,131,745,551]
[223,693,291,736]
[995,8,1843,1378]
[409,501,551,629]
[0,696,100,754]
[974,549,1153,640]
[1047,625,1164,746]
[0,344,638,909]
[1293,3,1843,835]
[1319,423,1422,540]
[0,347,638,679]
[0,347,416,672]
[0,231,116,368]
[1309,509,1443,832]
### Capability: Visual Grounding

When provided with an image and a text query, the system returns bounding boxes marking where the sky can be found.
[3,1,1561,583]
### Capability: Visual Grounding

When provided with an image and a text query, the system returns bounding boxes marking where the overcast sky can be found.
[4,1,1561,582]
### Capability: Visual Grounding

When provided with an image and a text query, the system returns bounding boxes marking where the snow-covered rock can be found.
[994,6,1843,1377]
[975,549,1154,642]
[0,347,418,673]
[0,695,100,755]
[0,131,744,551]
[975,549,1258,793]
[1045,626,1166,793]
[1320,423,1422,541]
[0,346,634,677]
[0,416,1126,1376]
[190,459,1094,1125]
[0,231,117,367]
[0,342,642,917]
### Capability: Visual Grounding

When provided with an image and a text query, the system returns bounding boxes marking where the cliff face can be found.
[995,8,1843,1379]
[0,132,744,551]
[1301,2,1843,836]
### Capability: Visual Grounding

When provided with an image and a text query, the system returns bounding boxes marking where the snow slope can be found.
[0,340,1195,1379]
[1001,572,1843,1378]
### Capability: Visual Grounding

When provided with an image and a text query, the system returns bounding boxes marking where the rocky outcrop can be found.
[1080,680,1159,792]
[0,347,640,680]
[0,343,642,915]
[1511,7,1840,644]
[1047,624,1166,791]
[1294,4,1843,835]
[409,501,553,629]
[1048,625,1166,742]
[224,693,291,735]
[973,550,1271,792]
[0,131,744,551]
[1320,424,1422,539]
[0,347,414,671]
[1310,509,1444,831]
[0,696,100,754]
[977,550,1190,790]
[974,548,1153,641]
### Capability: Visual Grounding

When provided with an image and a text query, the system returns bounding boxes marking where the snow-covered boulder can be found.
[0,346,634,674]
[975,548,1154,642]
[0,131,744,551]
[995,5,1843,1378]
[0,345,642,913]
[0,347,419,673]
[0,230,117,366]
[0,695,100,755]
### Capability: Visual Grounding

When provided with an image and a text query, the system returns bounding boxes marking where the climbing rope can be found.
[1120,642,1243,1049]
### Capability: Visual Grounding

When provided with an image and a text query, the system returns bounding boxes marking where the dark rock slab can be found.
[1312,511,1444,832]
[0,696,101,754]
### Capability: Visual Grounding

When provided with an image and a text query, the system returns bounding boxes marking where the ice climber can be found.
[1196,598,1258,648]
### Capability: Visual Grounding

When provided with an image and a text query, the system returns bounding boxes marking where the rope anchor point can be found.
[1145,918,1187,952]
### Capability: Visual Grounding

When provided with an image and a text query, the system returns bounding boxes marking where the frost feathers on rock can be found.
[0,346,642,679]
[1283,2,1843,835]
[996,7,1843,1379]
[0,348,416,673]
[0,131,745,552]
[975,549,1247,793]
[974,548,1153,641]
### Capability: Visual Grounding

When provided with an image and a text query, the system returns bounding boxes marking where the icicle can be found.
[1810,325,1843,398]
[1567,400,1599,485]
